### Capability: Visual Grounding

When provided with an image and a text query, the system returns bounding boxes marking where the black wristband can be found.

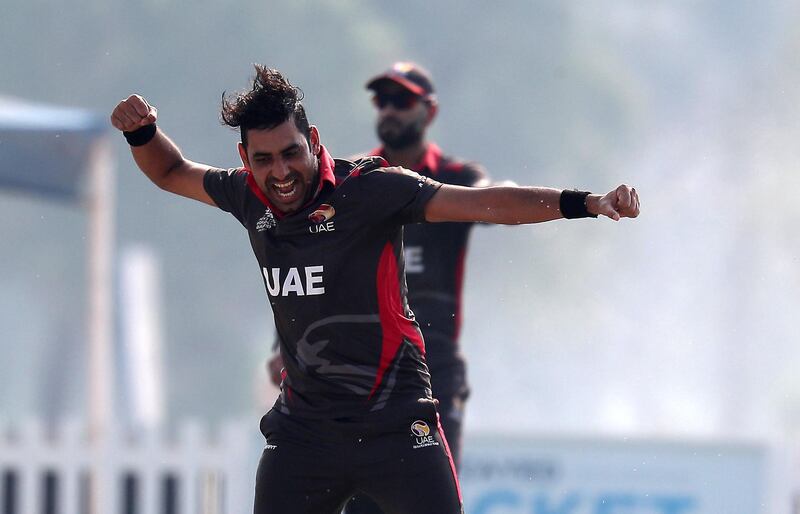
[123,123,157,147]
[559,189,597,219]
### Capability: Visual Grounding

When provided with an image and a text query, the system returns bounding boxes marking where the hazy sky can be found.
[1,0,799,441]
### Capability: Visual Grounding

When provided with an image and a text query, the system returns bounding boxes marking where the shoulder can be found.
[202,167,255,221]
[342,162,435,196]
[333,156,388,181]
[203,166,250,190]
[434,152,488,186]
[343,148,381,162]
[206,166,247,178]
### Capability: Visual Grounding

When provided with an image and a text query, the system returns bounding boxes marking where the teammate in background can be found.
[267,62,495,514]
[348,60,489,514]
[111,65,639,514]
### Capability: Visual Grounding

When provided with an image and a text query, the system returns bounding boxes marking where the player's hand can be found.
[384,166,413,176]
[266,354,284,386]
[587,185,640,221]
[110,94,158,132]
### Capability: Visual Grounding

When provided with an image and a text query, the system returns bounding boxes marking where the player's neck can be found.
[383,141,428,170]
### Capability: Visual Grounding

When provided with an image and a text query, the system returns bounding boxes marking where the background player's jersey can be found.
[203,148,443,420]
[370,144,488,400]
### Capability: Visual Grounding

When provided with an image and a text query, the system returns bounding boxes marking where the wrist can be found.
[123,123,157,146]
[559,189,598,219]
[584,194,603,217]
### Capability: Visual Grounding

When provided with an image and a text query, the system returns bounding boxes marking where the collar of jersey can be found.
[371,142,442,175]
[244,145,336,219]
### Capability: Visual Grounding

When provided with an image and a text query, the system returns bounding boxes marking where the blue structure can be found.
[0,96,107,201]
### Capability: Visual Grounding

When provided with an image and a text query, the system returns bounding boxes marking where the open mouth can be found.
[270,178,301,203]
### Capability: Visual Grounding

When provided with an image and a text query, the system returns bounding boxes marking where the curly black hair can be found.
[221,65,311,148]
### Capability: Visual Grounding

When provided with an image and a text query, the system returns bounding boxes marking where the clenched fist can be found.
[110,94,157,132]
[587,184,640,221]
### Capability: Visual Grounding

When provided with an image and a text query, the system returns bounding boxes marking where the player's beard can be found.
[377,117,424,150]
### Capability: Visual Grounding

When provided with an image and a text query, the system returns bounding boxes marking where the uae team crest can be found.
[308,204,336,224]
[410,420,439,449]
[411,420,430,437]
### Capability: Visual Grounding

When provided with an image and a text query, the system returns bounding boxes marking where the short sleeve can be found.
[203,167,249,225]
[462,162,490,187]
[357,168,443,225]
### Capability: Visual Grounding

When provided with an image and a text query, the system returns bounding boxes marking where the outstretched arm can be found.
[425,183,640,223]
[110,95,217,206]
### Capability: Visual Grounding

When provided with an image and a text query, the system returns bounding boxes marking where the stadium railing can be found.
[0,418,256,514]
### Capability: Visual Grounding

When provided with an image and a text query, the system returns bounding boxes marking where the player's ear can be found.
[308,125,321,155]
[237,141,250,169]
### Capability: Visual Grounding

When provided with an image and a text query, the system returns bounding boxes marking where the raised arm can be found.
[425,183,640,223]
[110,95,217,206]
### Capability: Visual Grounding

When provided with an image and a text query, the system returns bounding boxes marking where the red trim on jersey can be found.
[245,172,281,217]
[419,143,442,174]
[317,145,337,187]
[243,145,337,218]
[349,156,388,179]
[369,242,426,399]
[453,248,467,343]
[437,412,463,502]
[280,367,293,403]
[443,161,465,173]
[370,143,443,174]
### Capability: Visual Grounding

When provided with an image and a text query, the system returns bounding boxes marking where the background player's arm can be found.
[425,184,640,223]
[110,94,216,206]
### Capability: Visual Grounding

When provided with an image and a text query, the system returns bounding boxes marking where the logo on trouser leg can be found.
[411,420,439,449]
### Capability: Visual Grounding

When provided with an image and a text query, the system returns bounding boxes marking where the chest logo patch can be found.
[256,208,277,232]
[308,204,336,224]
[308,204,336,234]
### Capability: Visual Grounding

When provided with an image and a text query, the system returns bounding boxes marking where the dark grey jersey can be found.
[370,144,488,399]
[204,148,443,419]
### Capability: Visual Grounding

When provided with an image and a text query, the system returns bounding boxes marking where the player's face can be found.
[238,119,321,214]
[373,83,431,150]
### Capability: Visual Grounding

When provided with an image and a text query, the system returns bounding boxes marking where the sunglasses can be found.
[372,92,423,110]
